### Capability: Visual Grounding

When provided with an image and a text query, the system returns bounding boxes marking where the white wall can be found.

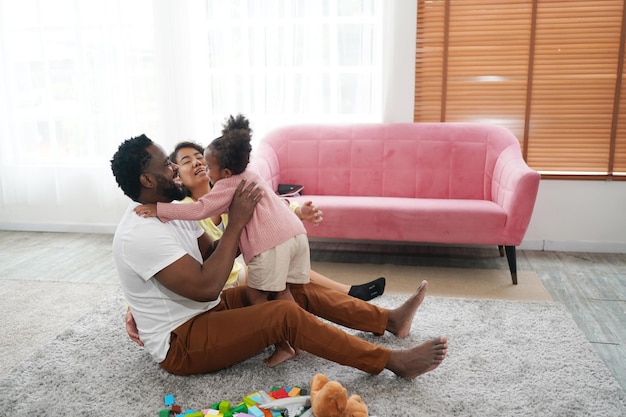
[1,0,625,254]
[521,180,626,253]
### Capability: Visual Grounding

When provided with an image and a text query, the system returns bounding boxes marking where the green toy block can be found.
[231,403,248,413]
[218,400,231,413]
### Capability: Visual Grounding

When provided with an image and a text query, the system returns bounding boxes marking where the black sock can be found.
[348,277,386,301]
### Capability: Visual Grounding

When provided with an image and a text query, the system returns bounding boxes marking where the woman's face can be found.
[173,147,210,192]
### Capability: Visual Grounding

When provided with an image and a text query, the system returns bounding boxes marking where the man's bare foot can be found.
[387,280,428,338]
[386,336,448,380]
[264,341,296,368]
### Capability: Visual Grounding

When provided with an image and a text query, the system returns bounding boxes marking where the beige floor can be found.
[311,261,552,301]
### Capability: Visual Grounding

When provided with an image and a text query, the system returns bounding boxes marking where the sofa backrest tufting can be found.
[251,122,522,201]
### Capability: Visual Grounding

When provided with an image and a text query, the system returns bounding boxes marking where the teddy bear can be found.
[309,373,368,417]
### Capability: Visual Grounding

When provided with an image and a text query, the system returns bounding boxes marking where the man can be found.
[110,134,447,378]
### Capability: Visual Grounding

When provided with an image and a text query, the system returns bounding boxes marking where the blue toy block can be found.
[164,394,175,406]
[246,405,264,417]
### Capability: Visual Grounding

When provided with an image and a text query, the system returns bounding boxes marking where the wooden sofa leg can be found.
[498,245,504,257]
[504,245,518,285]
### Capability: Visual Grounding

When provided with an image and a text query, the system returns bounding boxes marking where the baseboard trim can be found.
[2,223,625,254]
[0,222,117,234]
[519,239,626,253]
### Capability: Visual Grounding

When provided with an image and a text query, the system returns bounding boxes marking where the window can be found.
[202,0,382,137]
[0,0,384,229]
[415,0,626,179]
[0,0,382,163]
[0,0,159,164]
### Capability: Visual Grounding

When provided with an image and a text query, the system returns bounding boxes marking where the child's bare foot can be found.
[386,336,448,379]
[264,341,296,368]
[387,280,428,338]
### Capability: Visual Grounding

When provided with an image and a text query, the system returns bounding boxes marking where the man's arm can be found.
[198,231,217,261]
[154,180,263,301]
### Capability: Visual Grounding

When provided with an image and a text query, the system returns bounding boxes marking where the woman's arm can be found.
[291,200,323,226]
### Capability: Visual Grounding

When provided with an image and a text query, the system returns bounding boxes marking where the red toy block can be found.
[269,387,289,399]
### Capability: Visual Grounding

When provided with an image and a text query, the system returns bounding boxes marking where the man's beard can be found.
[156,175,187,201]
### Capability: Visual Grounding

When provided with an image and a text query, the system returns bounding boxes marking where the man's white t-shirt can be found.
[112,203,220,362]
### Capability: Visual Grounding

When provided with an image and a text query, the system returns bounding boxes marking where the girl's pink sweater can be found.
[156,170,306,263]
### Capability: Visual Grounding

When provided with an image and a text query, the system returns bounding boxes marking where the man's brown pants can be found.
[160,282,392,375]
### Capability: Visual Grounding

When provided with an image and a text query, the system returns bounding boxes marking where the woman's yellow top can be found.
[180,196,242,287]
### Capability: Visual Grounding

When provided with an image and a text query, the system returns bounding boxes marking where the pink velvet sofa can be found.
[250,122,541,284]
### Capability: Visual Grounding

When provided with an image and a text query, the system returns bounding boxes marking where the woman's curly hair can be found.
[208,114,253,175]
[110,134,154,201]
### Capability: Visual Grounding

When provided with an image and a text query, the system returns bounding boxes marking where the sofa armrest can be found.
[491,144,541,244]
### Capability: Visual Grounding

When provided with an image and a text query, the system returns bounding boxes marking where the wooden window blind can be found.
[415,0,626,179]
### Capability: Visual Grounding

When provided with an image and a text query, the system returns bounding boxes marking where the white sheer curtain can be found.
[0,0,413,232]
[200,1,383,136]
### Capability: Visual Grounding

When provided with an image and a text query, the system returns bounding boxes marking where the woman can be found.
[126,140,386,347]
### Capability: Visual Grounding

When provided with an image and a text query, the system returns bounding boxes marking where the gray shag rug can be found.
[1,289,624,417]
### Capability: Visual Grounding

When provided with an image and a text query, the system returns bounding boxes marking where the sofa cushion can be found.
[292,195,507,245]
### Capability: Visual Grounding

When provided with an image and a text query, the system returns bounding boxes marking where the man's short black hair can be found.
[110,134,153,201]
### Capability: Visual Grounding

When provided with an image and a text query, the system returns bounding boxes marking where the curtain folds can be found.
[0,0,398,231]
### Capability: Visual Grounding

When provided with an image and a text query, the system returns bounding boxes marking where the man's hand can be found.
[228,179,263,230]
[125,308,144,347]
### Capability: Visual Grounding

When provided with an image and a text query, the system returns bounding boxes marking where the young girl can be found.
[135,114,309,367]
